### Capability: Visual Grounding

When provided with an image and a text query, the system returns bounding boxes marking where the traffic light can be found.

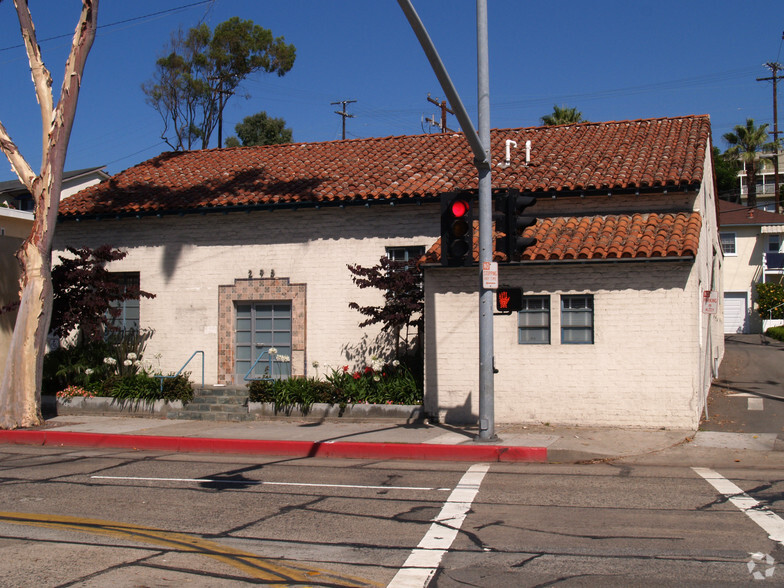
[440,191,473,267]
[494,188,537,261]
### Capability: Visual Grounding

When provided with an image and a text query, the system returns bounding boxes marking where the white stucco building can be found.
[54,116,723,429]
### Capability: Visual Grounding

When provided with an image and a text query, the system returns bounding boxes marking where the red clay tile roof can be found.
[59,115,710,218]
[422,211,702,264]
[718,199,784,226]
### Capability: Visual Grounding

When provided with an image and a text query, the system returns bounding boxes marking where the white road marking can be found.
[90,475,449,492]
[692,467,784,545]
[388,463,490,588]
[747,397,764,411]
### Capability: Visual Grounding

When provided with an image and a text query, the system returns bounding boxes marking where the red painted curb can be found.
[0,430,547,462]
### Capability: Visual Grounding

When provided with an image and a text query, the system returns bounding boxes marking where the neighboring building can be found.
[0,166,109,211]
[718,199,784,334]
[1,167,108,374]
[0,207,33,369]
[735,151,784,212]
[55,116,722,429]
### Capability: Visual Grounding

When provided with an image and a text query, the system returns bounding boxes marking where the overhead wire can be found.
[0,0,215,53]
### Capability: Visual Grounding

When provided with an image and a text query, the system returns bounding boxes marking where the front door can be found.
[235,302,292,380]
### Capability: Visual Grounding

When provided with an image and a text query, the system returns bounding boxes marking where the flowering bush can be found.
[757,282,784,319]
[56,385,94,401]
[44,329,193,402]
[247,356,422,409]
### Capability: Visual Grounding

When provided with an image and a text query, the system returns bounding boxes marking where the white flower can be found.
[126,352,137,361]
[268,347,278,356]
[373,375,380,382]
[84,368,94,375]
[123,359,133,367]
[276,354,290,362]
[392,359,400,367]
[312,360,320,368]
[133,360,142,367]
[103,357,117,366]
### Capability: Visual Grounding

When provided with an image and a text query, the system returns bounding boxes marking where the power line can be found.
[0,1,214,53]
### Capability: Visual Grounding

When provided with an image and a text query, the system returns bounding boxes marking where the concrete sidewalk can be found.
[0,414,697,463]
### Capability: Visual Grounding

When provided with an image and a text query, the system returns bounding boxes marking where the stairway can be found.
[170,387,251,421]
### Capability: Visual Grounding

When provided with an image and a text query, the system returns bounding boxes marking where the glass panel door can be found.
[236,302,292,379]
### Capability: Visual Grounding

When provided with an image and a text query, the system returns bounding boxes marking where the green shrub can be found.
[43,340,113,394]
[756,282,784,319]
[248,377,336,411]
[247,358,423,411]
[765,326,784,342]
[43,329,193,403]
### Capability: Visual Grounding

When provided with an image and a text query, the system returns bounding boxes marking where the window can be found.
[720,232,736,256]
[517,296,550,344]
[386,246,425,267]
[236,302,292,380]
[768,234,782,253]
[107,272,141,332]
[561,295,594,344]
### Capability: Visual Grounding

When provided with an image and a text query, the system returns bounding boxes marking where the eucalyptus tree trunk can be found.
[0,0,98,429]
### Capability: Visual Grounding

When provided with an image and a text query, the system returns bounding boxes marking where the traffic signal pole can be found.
[475,0,495,441]
[398,0,497,441]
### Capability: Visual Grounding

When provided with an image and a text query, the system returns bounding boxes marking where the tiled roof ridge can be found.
[142,113,712,161]
[422,210,702,264]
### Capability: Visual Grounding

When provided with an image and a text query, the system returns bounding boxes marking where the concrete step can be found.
[170,411,251,422]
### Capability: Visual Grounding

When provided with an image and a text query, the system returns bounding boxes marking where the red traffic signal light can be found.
[441,192,473,266]
[496,287,523,312]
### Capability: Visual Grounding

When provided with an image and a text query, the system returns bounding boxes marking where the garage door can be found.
[724,292,748,334]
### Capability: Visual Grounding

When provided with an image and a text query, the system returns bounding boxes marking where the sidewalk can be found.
[0,414,698,463]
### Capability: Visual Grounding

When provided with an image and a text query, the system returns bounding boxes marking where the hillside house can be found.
[719,199,784,333]
[54,116,722,429]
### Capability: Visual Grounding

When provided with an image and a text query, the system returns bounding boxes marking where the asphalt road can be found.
[1,444,782,586]
[703,334,784,436]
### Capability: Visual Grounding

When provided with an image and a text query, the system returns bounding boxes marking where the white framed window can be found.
[768,234,782,253]
[720,232,737,256]
[517,296,550,344]
[386,245,426,267]
[561,294,594,344]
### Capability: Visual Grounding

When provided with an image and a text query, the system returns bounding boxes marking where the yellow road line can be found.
[0,511,381,587]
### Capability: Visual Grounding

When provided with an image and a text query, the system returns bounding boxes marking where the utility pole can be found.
[757,59,783,214]
[427,94,455,133]
[331,99,356,140]
[398,0,496,441]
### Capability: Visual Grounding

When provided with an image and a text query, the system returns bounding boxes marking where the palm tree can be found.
[541,105,585,126]
[723,119,773,209]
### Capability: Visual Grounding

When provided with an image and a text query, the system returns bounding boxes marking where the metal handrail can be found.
[768,301,784,321]
[244,347,277,382]
[155,350,204,393]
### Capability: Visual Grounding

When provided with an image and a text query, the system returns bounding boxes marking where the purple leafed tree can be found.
[347,256,423,358]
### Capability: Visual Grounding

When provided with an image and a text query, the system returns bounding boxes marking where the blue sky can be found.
[0,0,783,183]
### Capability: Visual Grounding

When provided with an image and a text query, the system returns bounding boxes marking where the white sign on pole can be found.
[702,290,719,314]
[482,261,498,290]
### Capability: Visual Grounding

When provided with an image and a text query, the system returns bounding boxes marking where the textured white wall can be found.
[425,261,702,428]
[54,204,439,382]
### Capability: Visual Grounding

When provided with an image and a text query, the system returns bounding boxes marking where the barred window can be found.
[561,295,594,344]
[517,296,550,344]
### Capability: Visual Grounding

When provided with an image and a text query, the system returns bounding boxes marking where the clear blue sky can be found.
[1,0,783,183]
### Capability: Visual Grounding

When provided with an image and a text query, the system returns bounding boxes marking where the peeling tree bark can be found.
[0,0,98,429]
